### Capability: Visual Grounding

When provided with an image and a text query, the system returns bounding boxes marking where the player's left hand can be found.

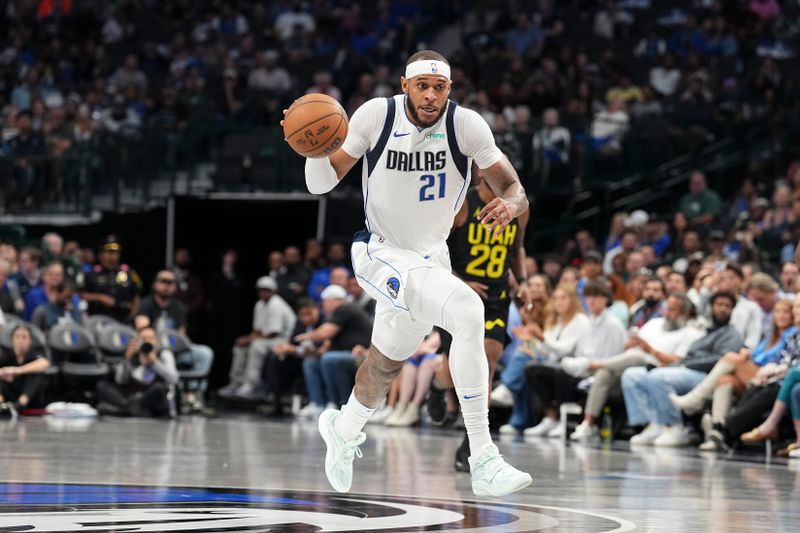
[478,197,517,237]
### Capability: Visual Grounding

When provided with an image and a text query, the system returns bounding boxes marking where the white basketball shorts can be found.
[351,230,452,361]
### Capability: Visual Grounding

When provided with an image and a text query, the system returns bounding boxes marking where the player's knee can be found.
[445,286,484,332]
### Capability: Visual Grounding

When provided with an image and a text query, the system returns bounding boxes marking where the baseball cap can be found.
[101,235,122,253]
[583,250,603,263]
[709,230,726,241]
[624,210,649,228]
[320,285,348,300]
[255,276,277,291]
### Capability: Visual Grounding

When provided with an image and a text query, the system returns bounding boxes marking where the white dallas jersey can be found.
[341,94,503,257]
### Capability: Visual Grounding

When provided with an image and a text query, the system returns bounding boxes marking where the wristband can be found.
[305,157,340,194]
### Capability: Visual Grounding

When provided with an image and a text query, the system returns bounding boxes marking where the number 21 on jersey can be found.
[419,172,446,202]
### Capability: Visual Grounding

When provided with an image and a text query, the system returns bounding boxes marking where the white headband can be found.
[405,60,451,81]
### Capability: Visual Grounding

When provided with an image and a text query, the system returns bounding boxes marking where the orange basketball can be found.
[283,93,349,158]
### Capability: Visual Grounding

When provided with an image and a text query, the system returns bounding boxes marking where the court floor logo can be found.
[0,482,636,532]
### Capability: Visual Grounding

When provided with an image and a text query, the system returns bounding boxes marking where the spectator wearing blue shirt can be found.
[12,247,41,305]
[30,280,84,332]
[506,14,543,56]
[23,261,64,321]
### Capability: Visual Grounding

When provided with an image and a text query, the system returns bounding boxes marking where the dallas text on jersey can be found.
[386,150,447,172]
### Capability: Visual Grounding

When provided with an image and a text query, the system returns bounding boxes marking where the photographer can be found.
[95,326,178,418]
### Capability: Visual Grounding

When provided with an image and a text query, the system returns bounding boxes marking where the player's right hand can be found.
[466,281,489,300]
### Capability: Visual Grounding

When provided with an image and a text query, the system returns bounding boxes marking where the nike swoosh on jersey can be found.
[392,131,411,137]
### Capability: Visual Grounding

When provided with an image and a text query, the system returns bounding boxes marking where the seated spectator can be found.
[603,212,628,253]
[695,264,763,348]
[576,250,603,309]
[307,244,349,301]
[558,266,579,289]
[709,325,800,451]
[649,54,681,97]
[31,280,84,332]
[642,217,672,258]
[347,275,376,319]
[0,324,50,414]
[136,269,214,411]
[276,245,311,307]
[23,260,73,320]
[590,98,629,157]
[622,291,743,447]
[605,73,643,105]
[525,280,627,438]
[679,170,721,227]
[748,273,779,338]
[629,276,666,331]
[293,285,372,410]
[741,365,800,456]
[671,297,798,450]
[219,276,295,400]
[12,246,42,305]
[568,292,702,440]
[384,331,442,427]
[778,261,798,300]
[95,326,178,418]
[262,297,325,418]
[498,285,589,433]
[603,228,639,275]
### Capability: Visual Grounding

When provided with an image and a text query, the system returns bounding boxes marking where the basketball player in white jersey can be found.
[283,50,532,497]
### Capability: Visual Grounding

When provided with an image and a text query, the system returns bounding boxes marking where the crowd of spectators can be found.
[3,1,800,209]
[0,153,799,458]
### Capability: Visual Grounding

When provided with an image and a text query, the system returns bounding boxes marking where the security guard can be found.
[80,235,142,323]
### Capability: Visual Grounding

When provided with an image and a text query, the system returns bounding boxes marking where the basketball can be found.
[283,93,348,158]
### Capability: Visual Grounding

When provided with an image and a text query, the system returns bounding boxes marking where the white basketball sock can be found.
[335,390,376,442]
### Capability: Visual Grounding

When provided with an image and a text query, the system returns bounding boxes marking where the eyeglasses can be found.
[157,278,176,284]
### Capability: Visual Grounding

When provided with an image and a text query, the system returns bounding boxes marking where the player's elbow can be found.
[305,174,336,194]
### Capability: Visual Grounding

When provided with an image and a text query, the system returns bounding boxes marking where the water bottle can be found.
[600,406,613,445]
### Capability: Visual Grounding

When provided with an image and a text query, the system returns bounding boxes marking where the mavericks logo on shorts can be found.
[386,277,400,299]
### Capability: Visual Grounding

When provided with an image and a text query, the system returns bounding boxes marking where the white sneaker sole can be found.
[472,472,533,497]
[318,409,351,493]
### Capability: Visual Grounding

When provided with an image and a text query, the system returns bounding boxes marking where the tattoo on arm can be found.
[482,156,529,217]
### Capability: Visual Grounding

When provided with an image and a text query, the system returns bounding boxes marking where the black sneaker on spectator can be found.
[0,402,17,419]
[454,432,471,473]
[96,401,128,417]
[426,381,447,426]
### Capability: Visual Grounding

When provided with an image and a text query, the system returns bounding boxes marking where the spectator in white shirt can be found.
[220,276,296,400]
[649,54,682,97]
[526,280,627,438]
[569,292,702,440]
[498,285,588,433]
[274,1,316,41]
[590,98,629,155]
[248,51,292,95]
